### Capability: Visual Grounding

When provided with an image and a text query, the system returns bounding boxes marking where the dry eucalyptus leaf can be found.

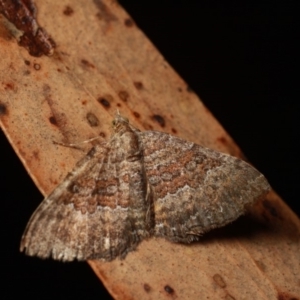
[0,0,299,299]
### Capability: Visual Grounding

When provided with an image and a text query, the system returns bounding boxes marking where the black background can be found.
[2,1,299,299]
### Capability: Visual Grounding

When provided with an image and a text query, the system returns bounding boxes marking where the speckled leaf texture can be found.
[0,1,299,299]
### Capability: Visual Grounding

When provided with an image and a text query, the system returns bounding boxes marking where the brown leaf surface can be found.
[1,1,299,299]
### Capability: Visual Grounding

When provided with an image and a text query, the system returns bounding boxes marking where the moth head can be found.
[112,113,129,132]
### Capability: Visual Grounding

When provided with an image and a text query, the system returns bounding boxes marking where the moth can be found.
[20,114,270,261]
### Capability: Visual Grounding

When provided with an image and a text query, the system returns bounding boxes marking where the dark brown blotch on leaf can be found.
[164,285,175,295]
[0,102,8,115]
[63,6,74,16]
[134,81,144,90]
[86,112,99,127]
[213,274,226,288]
[34,63,41,70]
[133,111,140,118]
[152,114,165,127]
[143,283,151,292]
[263,199,282,219]
[254,260,266,272]
[81,59,95,69]
[217,136,228,145]
[124,18,134,27]
[33,150,40,160]
[4,82,15,90]
[49,116,58,125]
[118,91,129,102]
[94,0,118,23]
[98,97,111,108]
[277,291,299,300]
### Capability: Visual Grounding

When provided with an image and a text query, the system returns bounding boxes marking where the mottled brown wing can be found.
[21,133,151,261]
[139,131,270,243]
